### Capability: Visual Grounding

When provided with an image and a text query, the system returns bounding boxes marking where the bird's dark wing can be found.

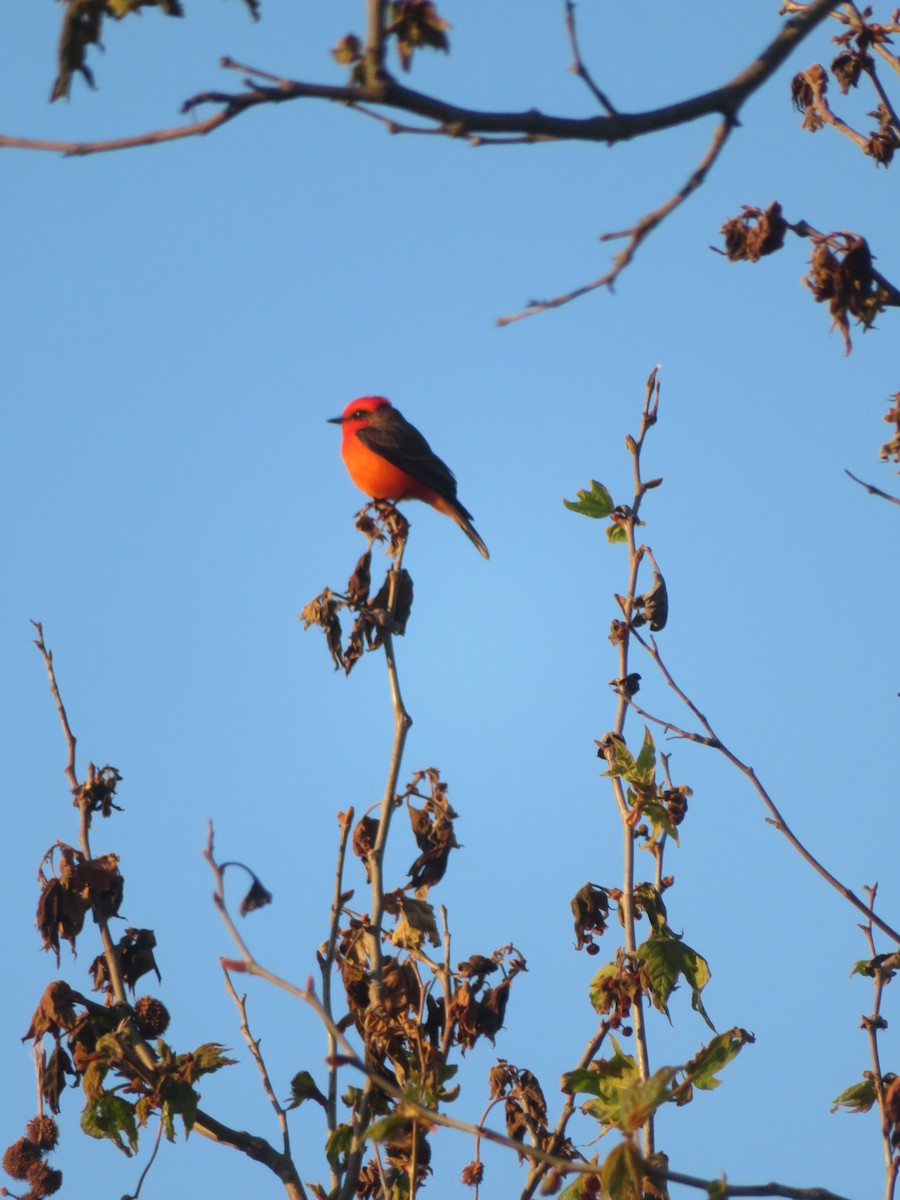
[357,409,463,504]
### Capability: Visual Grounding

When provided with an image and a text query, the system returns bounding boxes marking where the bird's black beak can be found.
[327,416,344,425]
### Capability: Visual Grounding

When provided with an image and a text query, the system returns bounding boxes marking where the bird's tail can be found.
[432,496,490,559]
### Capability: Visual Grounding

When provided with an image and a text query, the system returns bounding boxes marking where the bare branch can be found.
[629,626,900,946]
[497,116,735,325]
[564,1,618,115]
[858,886,900,1200]
[4,2,838,157]
[222,970,294,1159]
[31,621,78,791]
[321,807,354,1157]
[845,467,900,504]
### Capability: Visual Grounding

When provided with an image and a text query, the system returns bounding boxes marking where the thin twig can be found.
[31,621,78,790]
[845,468,900,506]
[859,885,900,1200]
[497,116,735,326]
[222,968,293,1158]
[611,369,663,1156]
[629,626,900,945]
[322,807,354,1159]
[122,1118,165,1200]
[564,1,618,114]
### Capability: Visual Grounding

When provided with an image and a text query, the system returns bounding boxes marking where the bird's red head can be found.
[329,396,392,432]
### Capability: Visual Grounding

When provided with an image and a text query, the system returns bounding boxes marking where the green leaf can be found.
[190,1043,237,1076]
[601,1139,647,1200]
[563,480,614,519]
[557,1177,591,1200]
[285,1069,328,1110]
[634,727,657,782]
[568,1038,641,1130]
[161,1079,199,1138]
[637,933,714,1030]
[618,1067,679,1132]
[366,1112,412,1145]
[633,883,668,933]
[326,1123,353,1169]
[81,1094,139,1155]
[684,1028,755,1092]
[563,1036,637,1094]
[638,799,679,844]
[831,1078,878,1114]
[603,738,637,780]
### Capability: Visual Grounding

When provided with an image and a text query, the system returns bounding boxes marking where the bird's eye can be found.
[351,409,367,420]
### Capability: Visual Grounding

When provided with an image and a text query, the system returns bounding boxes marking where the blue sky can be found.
[2,4,898,1198]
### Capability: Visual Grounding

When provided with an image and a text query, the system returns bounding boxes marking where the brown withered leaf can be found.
[720,202,787,263]
[331,32,362,65]
[407,803,433,849]
[385,891,440,949]
[382,957,422,1018]
[24,980,87,1041]
[866,126,898,166]
[301,588,345,670]
[72,852,124,921]
[408,840,453,890]
[352,815,380,882]
[791,63,828,115]
[476,978,511,1044]
[353,510,382,541]
[504,1096,528,1148]
[448,980,479,1050]
[51,0,102,101]
[369,569,413,635]
[118,928,161,992]
[385,1121,431,1178]
[516,1068,548,1127]
[387,0,450,71]
[344,615,367,675]
[831,49,866,93]
[36,877,88,964]
[347,550,372,605]
[424,993,444,1047]
[572,882,610,950]
[610,672,641,697]
[802,233,887,353]
[488,1060,516,1098]
[239,874,273,916]
[457,954,498,984]
[339,951,370,1017]
[76,765,123,818]
[634,570,668,631]
[880,392,900,462]
[40,1046,77,1114]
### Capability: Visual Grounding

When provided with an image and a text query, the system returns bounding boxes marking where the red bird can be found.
[328,396,489,559]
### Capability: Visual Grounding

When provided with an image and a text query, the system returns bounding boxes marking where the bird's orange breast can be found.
[341,438,424,501]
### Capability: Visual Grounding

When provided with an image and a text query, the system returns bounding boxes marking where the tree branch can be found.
[628,626,900,946]
[3,2,838,155]
[844,468,900,505]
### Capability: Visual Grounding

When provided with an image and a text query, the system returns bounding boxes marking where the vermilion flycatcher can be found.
[328,396,489,559]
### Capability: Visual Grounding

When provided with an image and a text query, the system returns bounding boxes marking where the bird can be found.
[328,396,489,559]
